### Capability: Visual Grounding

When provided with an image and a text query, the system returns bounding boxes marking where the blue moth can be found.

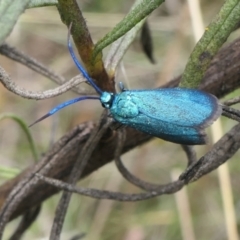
[30,34,222,145]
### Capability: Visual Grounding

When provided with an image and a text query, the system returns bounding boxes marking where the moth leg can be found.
[118,82,127,92]
[110,121,125,131]
[107,110,112,118]
[106,112,123,130]
[114,122,125,130]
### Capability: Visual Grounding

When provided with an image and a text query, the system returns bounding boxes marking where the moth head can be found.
[100,92,114,109]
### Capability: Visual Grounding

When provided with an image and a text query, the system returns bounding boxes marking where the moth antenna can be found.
[68,23,102,95]
[29,96,99,127]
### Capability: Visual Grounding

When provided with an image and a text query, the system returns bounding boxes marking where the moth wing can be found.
[130,88,221,129]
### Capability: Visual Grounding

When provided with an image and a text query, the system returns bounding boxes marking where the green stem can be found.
[57,0,111,91]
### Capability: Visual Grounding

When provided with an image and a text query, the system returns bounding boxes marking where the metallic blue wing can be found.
[110,88,221,145]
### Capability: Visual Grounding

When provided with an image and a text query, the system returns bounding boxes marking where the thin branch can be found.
[224,96,240,106]
[114,130,167,191]
[222,105,240,123]
[0,43,66,85]
[9,205,41,240]
[36,173,184,201]
[50,112,112,240]
[0,43,96,95]
[180,123,240,183]
[0,65,87,100]
[181,145,197,166]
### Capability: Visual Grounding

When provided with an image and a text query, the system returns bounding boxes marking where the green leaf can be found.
[0,166,20,179]
[0,113,38,162]
[180,0,240,88]
[27,0,57,8]
[105,17,146,75]
[0,0,31,44]
[92,0,165,60]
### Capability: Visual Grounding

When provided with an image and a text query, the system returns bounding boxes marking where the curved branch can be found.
[0,66,87,100]
[0,43,66,86]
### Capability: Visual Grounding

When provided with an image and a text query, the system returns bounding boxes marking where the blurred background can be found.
[1,0,240,239]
